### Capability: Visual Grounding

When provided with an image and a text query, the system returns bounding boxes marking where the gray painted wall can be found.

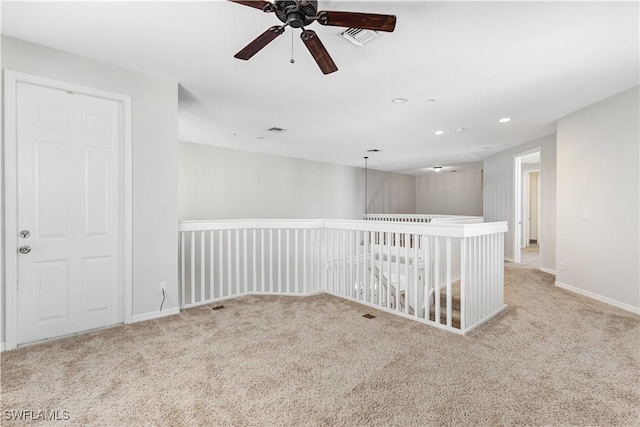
[415,170,483,216]
[178,141,416,220]
[1,36,180,334]
[556,86,639,312]
[483,134,557,272]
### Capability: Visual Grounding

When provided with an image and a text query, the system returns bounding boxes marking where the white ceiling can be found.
[2,1,638,174]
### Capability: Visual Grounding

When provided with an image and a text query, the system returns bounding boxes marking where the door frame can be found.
[523,170,530,249]
[513,147,541,265]
[3,70,133,350]
[524,169,541,248]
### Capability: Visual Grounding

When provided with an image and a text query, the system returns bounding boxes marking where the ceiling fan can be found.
[229,0,396,74]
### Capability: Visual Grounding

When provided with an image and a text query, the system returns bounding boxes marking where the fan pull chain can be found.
[290,29,295,64]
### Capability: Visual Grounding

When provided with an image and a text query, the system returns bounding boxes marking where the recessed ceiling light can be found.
[392,98,408,103]
[433,166,443,172]
[498,117,511,123]
[434,130,445,135]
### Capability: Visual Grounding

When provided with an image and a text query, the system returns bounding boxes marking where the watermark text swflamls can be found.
[3,410,70,422]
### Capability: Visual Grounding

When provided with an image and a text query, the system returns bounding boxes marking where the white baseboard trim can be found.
[555,281,640,315]
[179,291,326,310]
[540,267,556,275]
[132,307,181,323]
[504,257,515,263]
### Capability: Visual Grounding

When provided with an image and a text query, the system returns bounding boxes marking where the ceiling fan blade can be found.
[228,0,274,12]
[317,11,396,32]
[300,30,338,75]
[234,26,284,60]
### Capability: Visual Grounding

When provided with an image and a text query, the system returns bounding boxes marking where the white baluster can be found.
[243,229,248,295]
[295,229,299,294]
[286,229,290,294]
[261,229,265,293]
[356,230,360,300]
[200,230,205,303]
[405,232,409,314]
[269,229,273,293]
[278,229,282,294]
[209,230,216,300]
[252,229,257,294]
[446,237,452,327]
[180,231,185,306]
[227,229,232,297]
[218,230,223,299]
[190,231,195,305]
[434,237,440,324]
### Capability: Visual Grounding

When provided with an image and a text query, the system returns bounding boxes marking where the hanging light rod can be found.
[364,156,369,217]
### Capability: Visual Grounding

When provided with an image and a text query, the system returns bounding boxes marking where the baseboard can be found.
[132,307,181,323]
[180,291,325,310]
[462,304,508,335]
[540,267,556,275]
[249,291,326,297]
[555,281,640,315]
[504,257,515,263]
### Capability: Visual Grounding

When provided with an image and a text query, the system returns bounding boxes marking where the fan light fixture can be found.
[433,166,443,172]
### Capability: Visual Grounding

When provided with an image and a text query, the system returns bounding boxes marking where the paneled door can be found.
[16,82,122,345]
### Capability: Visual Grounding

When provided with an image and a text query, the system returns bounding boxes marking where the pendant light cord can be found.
[364,156,368,217]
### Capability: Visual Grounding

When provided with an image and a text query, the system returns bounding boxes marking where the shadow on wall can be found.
[415,170,483,216]
[367,170,416,214]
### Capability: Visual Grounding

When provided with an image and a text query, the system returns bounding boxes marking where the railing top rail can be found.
[179,219,325,231]
[179,219,507,238]
[324,219,505,237]
[365,213,483,218]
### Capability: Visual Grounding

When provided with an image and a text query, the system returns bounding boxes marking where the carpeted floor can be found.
[1,263,639,426]
[521,243,540,267]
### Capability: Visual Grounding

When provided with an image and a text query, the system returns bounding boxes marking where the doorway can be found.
[3,71,133,350]
[514,148,541,267]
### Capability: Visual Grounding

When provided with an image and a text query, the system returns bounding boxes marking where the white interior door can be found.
[529,171,540,242]
[16,82,122,345]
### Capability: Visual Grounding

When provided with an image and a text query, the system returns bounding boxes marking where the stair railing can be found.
[179,219,507,334]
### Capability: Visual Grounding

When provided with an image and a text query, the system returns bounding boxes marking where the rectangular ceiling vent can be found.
[340,28,380,47]
[268,126,286,132]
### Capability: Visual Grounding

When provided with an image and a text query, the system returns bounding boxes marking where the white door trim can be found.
[3,70,133,350]
[513,146,541,265]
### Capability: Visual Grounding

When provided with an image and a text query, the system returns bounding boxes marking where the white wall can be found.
[556,86,639,313]
[483,134,556,272]
[178,141,416,220]
[1,36,180,337]
[415,170,483,216]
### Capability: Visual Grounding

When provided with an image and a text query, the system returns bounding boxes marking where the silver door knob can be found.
[19,245,31,254]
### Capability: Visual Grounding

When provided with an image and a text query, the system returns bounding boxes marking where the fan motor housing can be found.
[274,0,318,28]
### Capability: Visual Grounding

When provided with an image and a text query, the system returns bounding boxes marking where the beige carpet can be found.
[2,263,639,426]
[521,244,540,267]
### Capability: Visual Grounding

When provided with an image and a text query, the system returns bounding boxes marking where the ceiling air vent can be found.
[340,28,380,47]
